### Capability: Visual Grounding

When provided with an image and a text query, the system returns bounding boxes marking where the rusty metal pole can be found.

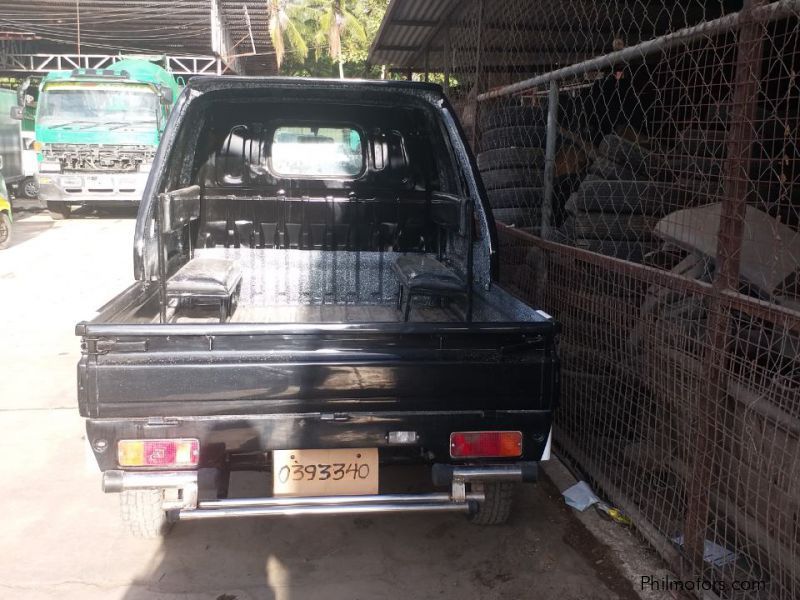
[443,26,451,96]
[683,0,765,575]
[470,0,486,149]
[424,46,430,82]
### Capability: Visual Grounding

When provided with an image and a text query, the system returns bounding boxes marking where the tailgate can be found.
[77,321,559,419]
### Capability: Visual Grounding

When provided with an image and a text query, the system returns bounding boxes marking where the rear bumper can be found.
[37,171,148,203]
[101,463,536,519]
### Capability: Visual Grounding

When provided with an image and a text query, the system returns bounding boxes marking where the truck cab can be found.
[35,59,180,219]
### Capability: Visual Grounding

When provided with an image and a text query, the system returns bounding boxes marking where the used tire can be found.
[571,239,660,262]
[563,212,658,241]
[565,179,671,215]
[47,201,71,220]
[120,490,176,538]
[470,482,516,525]
[481,167,543,191]
[492,207,540,226]
[479,126,550,152]
[477,147,545,171]
[597,135,650,172]
[479,105,546,130]
[0,212,11,250]
[588,156,644,181]
[487,186,543,209]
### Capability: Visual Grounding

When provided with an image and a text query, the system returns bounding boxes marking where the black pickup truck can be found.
[76,78,559,537]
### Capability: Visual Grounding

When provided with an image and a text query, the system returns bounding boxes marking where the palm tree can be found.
[268,0,311,70]
[314,0,367,79]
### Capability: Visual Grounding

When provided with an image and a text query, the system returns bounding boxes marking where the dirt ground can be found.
[0,204,655,600]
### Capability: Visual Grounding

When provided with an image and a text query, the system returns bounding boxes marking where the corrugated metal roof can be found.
[0,0,277,75]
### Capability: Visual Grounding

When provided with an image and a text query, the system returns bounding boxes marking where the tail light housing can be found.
[450,431,523,458]
[117,438,199,468]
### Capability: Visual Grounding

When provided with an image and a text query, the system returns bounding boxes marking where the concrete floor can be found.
[0,204,647,600]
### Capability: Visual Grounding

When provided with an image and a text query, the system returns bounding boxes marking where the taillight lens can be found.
[117,438,199,467]
[450,431,522,458]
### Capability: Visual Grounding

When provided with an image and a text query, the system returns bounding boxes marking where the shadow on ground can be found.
[119,471,639,600]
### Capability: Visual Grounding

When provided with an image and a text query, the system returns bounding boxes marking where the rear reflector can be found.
[117,439,199,468]
[450,431,523,458]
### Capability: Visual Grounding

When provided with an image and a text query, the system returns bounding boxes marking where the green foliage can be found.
[276,0,389,78]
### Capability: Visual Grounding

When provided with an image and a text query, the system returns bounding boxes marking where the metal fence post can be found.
[471,0,485,149]
[683,0,766,575]
[541,81,559,241]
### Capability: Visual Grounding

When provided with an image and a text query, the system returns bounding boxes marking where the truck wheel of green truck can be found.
[120,490,176,538]
[469,482,517,525]
[47,202,71,220]
[0,213,11,249]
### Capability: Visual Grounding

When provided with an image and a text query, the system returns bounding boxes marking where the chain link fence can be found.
[437,1,800,597]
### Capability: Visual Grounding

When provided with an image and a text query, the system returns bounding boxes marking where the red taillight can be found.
[450,431,522,458]
[117,438,199,467]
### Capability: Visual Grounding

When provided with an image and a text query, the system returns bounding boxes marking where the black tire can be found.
[487,186,543,209]
[477,147,545,171]
[597,135,650,171]
[21,177,39,199]
[481,167,543,191]
[470,482,516,525]
[492,207,540,226]
[588,156,644,181]
[479,126,550,152]
[120,490,175,538]
[47,201,71,220]
[571,239,659,262]
[562,212,658,241]
[479,105,546,130]
[565,179,671,215]
[0,212,11,250]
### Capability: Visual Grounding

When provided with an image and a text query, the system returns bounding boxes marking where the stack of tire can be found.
[476,104,549,230]
[559,134,664,263]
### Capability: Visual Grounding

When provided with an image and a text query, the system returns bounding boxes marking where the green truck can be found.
[33,58,181,219]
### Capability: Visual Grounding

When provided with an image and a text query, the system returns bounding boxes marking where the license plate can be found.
[272,448,378,497]
[86,176,113,190]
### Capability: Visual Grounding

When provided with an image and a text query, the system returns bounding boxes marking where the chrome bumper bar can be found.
[101,463,530,519]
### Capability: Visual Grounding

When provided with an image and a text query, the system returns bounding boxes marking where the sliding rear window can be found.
[271,126,364,178]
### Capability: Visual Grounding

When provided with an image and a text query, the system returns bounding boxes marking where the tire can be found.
[571,239,659,262]
[562,213,658,241]
[0,212,11,250]
[21,177,39,199]
[479,105,546,130]
[588,156,644,181]
[47,201,71,220]
[487,186,543,209]
[481,167,543,191]
[597,135,650,171]
[470,482,516,525]
[565,179,671,215]
[477,147,545,171]
[479,126,550,152]
[120,490,175,538]
[492,207,540,226]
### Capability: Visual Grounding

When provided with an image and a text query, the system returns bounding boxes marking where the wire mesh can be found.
[438,1,800,597]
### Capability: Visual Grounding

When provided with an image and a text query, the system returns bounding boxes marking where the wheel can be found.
[481,167,543,191]
[47,201,71,220]
[477,147,545,171]
[479,126,550,152]
[470,482,516,525]
[479,104,546,130]
[0,212,11,250]
[487,186,543,209]
[562,213,658,241]
[119,490,175,538]
[588,156,644,181]
[564,179,671,215]
[21,177,39,199]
